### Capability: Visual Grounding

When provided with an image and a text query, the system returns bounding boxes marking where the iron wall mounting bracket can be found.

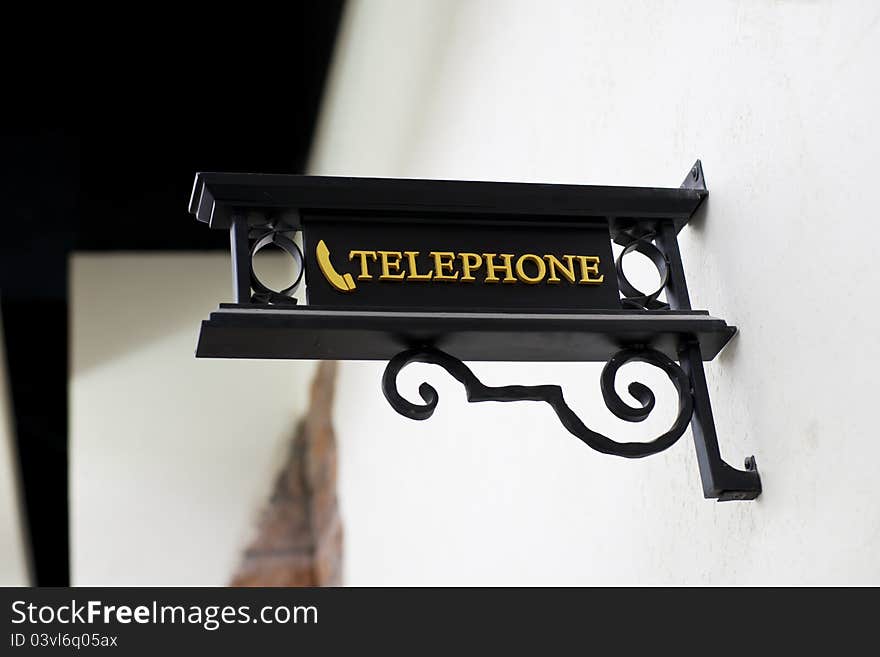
[188,160,761,501]
[665,162,760,500]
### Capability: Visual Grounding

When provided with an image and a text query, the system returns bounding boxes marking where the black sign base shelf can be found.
[196,306,736,362]
[188,161,761,501]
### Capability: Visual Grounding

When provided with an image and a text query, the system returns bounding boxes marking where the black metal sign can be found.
[188,162,762,502]
[302,215,618,310]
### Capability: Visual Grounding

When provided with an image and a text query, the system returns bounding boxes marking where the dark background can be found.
[0,5,346,585]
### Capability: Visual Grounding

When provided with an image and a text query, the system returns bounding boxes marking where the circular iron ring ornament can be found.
[249,231,304,305]
[382,346,694,458]
[615,231,670,310]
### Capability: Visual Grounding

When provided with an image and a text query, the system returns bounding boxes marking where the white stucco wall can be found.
[70,254,316,585]
[311,0,880,584]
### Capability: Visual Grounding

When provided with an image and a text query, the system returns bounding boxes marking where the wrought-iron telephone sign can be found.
[188,161,761,501]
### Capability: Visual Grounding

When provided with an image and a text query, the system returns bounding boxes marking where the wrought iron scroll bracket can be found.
[380,160,761,501]
[382,345,695,459]
[382,342,760,501]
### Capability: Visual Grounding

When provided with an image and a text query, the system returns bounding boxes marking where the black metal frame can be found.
[188,161,761,501]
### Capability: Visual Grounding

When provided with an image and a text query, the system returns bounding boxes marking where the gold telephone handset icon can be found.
[316,240,356,292]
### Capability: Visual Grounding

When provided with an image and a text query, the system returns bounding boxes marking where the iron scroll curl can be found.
[615,228,670,310]
[382,346,695,458]
[248,228,304,305]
